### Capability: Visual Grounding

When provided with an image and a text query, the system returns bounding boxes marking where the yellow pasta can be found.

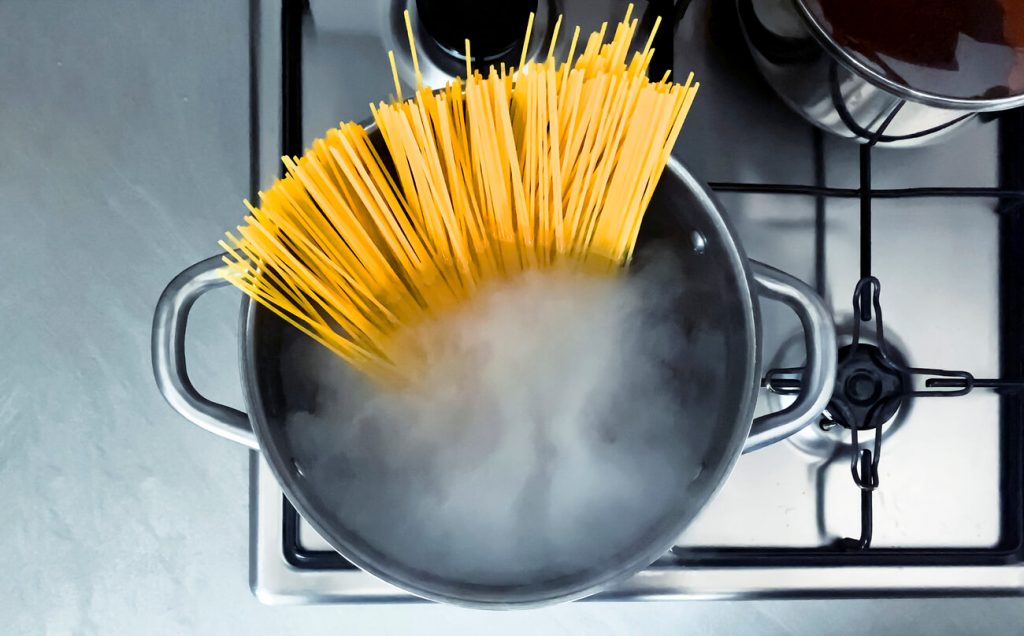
[219,5,699,384]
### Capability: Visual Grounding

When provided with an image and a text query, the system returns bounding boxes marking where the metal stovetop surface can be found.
[251,0,1024,602]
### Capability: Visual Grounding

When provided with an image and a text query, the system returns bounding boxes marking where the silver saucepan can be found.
[738,0,1024,147]
[152,140,836,608]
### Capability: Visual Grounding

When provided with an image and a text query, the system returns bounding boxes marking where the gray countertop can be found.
[3,1,1024,633]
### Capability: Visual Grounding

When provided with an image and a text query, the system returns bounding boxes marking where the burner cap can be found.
[830,344,907,430]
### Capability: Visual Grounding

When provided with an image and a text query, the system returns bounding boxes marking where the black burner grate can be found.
[273,0,1024,571]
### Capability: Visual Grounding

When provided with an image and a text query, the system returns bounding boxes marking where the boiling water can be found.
[280,254,725,589]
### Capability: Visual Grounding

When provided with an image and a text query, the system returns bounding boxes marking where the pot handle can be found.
[152,255,259,450]
[743,261,837,453]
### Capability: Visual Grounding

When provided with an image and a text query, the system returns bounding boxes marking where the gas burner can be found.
[767,327,913,459]
[829,344,906,430]
[765,276,1020,550]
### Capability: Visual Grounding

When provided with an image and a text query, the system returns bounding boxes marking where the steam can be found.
[281,253,716,590]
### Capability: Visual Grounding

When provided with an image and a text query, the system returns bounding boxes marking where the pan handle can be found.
[743,261,837,453]
[152,255,259,450]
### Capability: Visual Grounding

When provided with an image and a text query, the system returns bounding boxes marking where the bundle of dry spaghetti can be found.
[219,6,698,384]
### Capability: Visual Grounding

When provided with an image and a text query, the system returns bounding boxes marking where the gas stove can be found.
[249,0,1024,602]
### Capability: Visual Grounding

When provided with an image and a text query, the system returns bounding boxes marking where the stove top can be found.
[249,0,1024,602]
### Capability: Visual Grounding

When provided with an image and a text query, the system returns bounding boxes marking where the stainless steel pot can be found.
[152,154,836,608]
[738,0,1024,147]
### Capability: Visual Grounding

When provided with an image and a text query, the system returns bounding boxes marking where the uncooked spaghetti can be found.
[219,6,699,383]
